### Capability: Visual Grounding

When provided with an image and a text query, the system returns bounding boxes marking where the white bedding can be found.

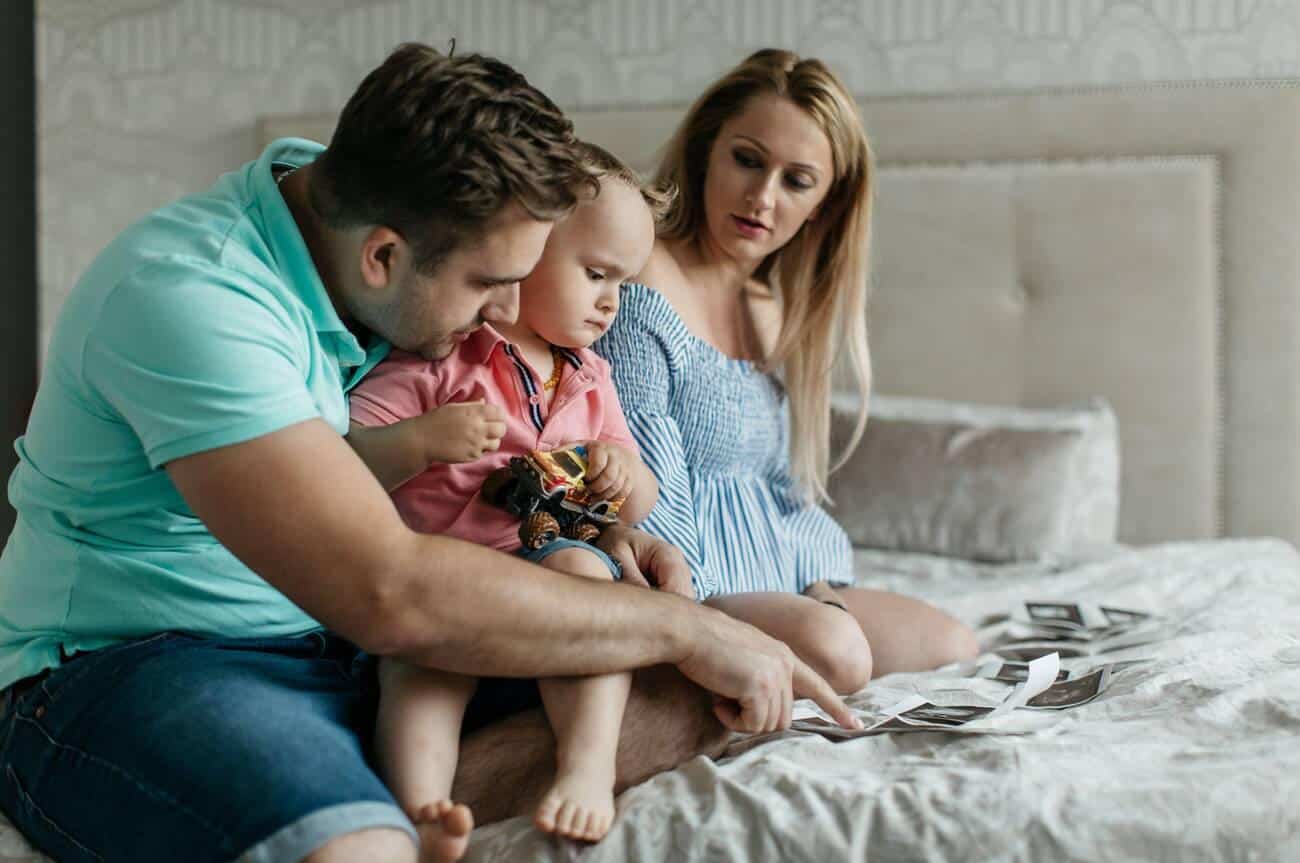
[468,539,1300,862]
[3,540,1299,861]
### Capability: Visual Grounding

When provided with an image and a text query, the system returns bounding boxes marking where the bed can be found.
[6,82,1300,861]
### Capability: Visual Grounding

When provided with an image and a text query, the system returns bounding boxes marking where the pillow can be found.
[827,395,1120,562]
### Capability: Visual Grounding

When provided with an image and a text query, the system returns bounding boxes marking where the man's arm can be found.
[171,418,674,673]
[344,420,432,491]
[167,419,857,730]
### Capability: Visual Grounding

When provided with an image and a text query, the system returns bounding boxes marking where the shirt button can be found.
[529,395,541,405]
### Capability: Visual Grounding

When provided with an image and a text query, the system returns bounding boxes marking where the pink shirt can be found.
[349,326,639,551]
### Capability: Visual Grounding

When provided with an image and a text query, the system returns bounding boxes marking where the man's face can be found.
[355,202,554,359]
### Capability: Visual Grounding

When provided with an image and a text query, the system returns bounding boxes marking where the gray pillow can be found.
[827,395,1120,562]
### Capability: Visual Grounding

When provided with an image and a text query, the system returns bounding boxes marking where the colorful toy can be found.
[480,444,626,550]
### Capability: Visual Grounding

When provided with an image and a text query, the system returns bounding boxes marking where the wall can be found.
[37,0,1300,354]
[4,3,36,541]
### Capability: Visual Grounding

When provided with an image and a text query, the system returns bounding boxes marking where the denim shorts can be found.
[517,537,622,579]
[0,631,541,862]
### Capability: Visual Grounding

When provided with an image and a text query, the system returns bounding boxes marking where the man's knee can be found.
[301,826,417,863]
[617,665,728,791]
[796,605,873,694]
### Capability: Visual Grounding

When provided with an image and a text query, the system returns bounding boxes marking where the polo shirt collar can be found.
[460,327,586,371]
[462,325,510,365]
[253,138,389,375]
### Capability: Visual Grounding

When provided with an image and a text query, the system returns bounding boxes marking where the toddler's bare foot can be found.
[534,767,616,842]
[411,800,474,863]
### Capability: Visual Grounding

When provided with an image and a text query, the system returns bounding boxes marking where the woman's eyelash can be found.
[586,268,606,281]
[735,150,813,190]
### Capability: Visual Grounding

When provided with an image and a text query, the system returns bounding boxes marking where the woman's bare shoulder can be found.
[744,280,782,355]
[635,241,692,310]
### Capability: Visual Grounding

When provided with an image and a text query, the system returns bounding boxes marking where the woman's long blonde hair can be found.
[655,49,873,503]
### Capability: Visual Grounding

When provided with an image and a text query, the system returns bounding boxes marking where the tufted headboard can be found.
[260,82,1300,548]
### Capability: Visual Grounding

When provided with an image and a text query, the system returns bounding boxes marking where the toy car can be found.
[480,444,626,550]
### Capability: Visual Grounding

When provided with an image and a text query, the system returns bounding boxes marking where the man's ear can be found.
[358,226,406,291]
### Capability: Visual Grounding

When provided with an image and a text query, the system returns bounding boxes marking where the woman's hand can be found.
[803,579,849,611]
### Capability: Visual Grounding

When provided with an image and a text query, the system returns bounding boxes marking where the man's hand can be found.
[583,440,636,502]
[596,524,695,600]
[420,401,507,464]
[677,605,862,734]
[593,524,855,733]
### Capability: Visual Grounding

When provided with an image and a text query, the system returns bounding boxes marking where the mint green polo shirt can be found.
[0,139,390,690]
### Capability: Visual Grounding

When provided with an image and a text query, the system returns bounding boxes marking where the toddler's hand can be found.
[583,441,637,503]
[421,401,506,464]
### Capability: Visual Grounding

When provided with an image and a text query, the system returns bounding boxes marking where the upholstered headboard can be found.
[260,82,1300,548]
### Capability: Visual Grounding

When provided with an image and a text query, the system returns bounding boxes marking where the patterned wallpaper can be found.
[35,0,1300,355]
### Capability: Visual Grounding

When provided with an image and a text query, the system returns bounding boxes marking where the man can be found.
[0,43,854,863]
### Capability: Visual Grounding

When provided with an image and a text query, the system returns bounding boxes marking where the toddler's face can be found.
[517,177,655,349]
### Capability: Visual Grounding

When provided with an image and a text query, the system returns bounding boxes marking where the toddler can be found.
[348,145,675,859]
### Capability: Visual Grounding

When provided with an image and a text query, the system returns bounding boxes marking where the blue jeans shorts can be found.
[517,537,622,579]
[0,631,542,862]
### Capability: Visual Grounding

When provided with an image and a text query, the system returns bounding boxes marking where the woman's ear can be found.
[359,226,406,290]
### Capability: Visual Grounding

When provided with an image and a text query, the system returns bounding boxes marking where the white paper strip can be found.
[791,701,823,722]
[863,694,930,731]
[988,652,1061,718]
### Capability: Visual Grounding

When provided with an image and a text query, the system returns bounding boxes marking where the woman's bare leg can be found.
[703,592,873,694]
[831,586,979,676]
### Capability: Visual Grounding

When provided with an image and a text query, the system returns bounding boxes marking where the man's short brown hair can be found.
[311,42,595,273]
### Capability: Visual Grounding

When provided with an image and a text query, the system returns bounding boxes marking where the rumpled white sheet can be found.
[4,539,1299,862]
[466,539,1300,862]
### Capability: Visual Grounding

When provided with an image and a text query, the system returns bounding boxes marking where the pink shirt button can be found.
[529,395,541,405]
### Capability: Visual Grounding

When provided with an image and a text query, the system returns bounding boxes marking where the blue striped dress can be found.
[595,282,853,600]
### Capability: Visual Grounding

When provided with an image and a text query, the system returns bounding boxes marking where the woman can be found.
[597,49,978,693]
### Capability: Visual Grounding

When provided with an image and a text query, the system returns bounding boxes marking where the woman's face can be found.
[701,92,834,267]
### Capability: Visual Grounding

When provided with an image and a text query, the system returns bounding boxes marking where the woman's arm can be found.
[617,455,659,523]
[596,293,718,600]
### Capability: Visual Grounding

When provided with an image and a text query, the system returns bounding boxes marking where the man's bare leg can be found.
[452,663,728,826]
[302,827,417,863]
[374,658,478,863]
[530,548,633,842]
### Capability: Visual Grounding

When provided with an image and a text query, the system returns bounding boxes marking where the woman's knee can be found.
[795,604,873,694]
[933,616,980,667]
